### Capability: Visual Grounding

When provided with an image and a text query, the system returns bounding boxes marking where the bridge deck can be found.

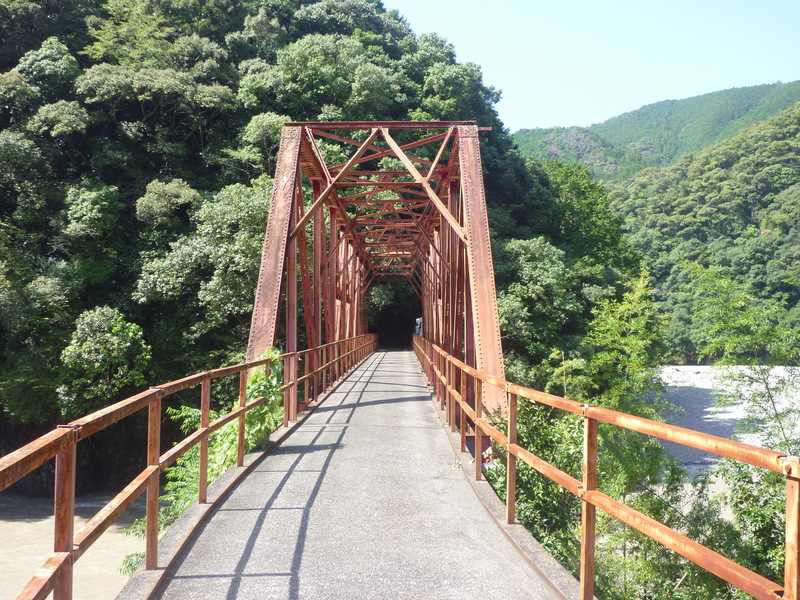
[154,351,560,599]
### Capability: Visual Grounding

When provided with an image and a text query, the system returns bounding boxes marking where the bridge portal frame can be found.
[246,121,506,413]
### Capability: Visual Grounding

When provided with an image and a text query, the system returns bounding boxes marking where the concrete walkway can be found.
[155,351,560,600]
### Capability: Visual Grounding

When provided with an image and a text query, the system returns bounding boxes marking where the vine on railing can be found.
[0,334,377,600]
[413,334,800,600]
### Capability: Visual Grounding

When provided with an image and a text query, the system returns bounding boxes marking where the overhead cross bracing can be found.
[246,121,506,413]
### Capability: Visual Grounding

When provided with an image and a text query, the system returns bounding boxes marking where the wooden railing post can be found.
[506,390,518,525]
[53,426,77,600]
[199,374,211,502]
[785,457,800,600]
[146,389,162,571]
[580,411,598,600]
[474,377,483,481]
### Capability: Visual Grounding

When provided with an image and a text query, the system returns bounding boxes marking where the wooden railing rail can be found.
[0,334,377,600]
[413,334,800,600]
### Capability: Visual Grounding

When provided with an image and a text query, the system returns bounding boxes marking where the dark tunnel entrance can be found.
[366,282,421,349]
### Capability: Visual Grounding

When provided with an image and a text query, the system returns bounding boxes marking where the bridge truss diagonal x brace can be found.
[457,125,506,413]
[379,127,466,243]
[292,128,381,237]
[247,126,302,361]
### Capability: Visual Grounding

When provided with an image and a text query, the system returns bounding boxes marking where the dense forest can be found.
[1,0,797,597]
[514,80,800,180]
[609,102,800,359]
[0,0,640,438]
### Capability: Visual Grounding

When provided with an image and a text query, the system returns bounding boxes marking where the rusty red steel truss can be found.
[246,121,506,414]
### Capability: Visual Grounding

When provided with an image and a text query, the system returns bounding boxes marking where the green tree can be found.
[136,177,200,229]
[57,306,151,417]
[26,100,89,138]
[82,0,176,66]
[16,36,79,100]
[0,69,41,126]
[238,33,410,120]
[688,263,800,588]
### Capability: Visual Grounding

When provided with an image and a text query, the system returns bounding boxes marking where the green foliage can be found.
[497,237,581,365]
[57,306,151,417]
[363,284,396,327]
[683,264,800,591]
[594,81,800,167]
[489,272,773,598]
[514,81,800,182]
[0,70,41,126]
[238,33,410,121]
[134,176,272,343]
[82,0,176,67]
[26,100,89,138]
[611,103,800,359]
[63,184,122,239]
[135,178,200,228]
[16,37,79,100]
[583,274,666,416]
[494,159,639,387]
[689,263,800,448]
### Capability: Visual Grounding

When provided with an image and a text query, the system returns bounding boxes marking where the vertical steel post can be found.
[457,125,505,413]
[313,180,324,397]
[53,430,76,600]
[460,368,468,452]
[237,369,246,467]
[247,126,302,361]
[287,197,298,423]
[506,391,518,525]
[145,390,162,570]
[785,458,800,600]
[580,412,598,599]
[474,377,484,481]
[199,375,211,502]
[282,355,290,427]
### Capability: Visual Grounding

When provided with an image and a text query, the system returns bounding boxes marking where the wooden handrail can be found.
[412,334,800,600]
[0,334,378,600]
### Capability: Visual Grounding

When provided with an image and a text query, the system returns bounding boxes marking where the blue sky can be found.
[380,0,800,132]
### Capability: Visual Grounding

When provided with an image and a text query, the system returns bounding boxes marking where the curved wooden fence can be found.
[413,335,800,600]
[0,334,377,600]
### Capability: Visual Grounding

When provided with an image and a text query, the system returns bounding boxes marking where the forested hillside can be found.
[609,101,800,358]
[0,0,512,433]
[514,81,800,180]
[0,0,636,461]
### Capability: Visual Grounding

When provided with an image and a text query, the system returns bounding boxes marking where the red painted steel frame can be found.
[246,121,506,413]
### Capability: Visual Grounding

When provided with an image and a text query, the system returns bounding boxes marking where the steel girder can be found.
[246,121,506,413]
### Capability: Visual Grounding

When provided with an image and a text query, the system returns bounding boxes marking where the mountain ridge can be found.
[513,80,800,180]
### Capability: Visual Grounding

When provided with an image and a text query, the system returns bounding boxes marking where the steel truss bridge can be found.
[1,122,799,600]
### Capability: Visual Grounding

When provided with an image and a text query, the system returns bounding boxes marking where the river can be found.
[0,493,145,600]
